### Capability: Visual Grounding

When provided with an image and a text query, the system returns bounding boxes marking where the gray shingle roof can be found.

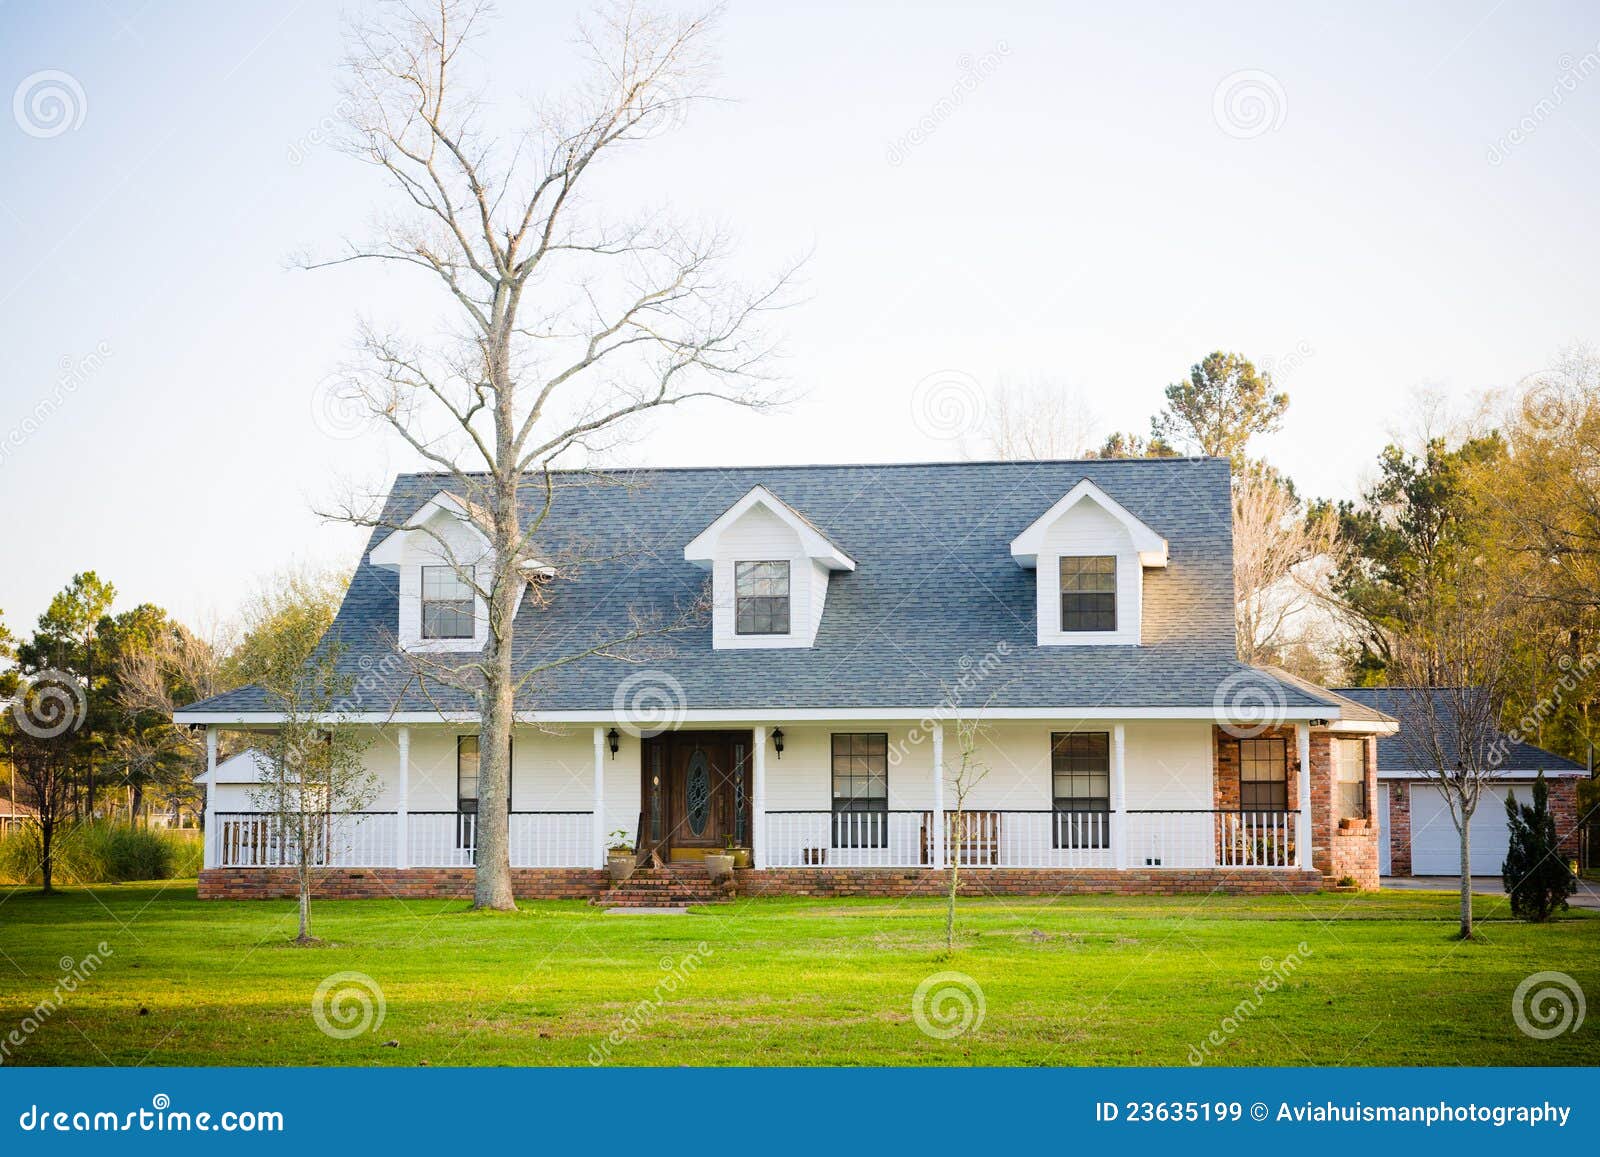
[182,458,1353,717]
[1335,686,1588,775]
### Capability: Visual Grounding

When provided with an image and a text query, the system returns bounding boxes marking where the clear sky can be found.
[2,0,1598,634]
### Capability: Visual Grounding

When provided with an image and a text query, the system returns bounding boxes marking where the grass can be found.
[0,882,1594,1066]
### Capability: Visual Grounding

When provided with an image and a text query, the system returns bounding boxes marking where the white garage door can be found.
[1410,784,1532,876]
[1377,787,1391,875]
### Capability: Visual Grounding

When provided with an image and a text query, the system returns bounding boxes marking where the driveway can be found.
[1382,874,1600,911]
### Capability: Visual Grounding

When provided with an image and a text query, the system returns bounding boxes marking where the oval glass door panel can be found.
[685,750,711,836]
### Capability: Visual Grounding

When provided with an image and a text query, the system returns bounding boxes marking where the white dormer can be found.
[369,491,497,653]
[684,485,854,650]
[1009,479,1168,647]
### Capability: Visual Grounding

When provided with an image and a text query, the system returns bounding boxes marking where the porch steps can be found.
[593,866,736,909]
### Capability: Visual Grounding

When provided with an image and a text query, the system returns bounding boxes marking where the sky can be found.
[2,0,1598,635]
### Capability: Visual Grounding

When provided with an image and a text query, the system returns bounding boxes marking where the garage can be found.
[1409,783,1532,876]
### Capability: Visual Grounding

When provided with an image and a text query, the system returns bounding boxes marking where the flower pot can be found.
[704,853,735,883]
[1339,818,1368,832]
[606,852,637,883]
[730,847,752,870]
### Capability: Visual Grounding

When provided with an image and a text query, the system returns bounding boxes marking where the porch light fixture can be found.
[1309,718,1328,726]
[772,728,784,758]
[607,728,620,759]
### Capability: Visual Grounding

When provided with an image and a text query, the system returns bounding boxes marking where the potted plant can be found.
[729,844,753,870]
[606,830,637,883]
[704,840,736,883]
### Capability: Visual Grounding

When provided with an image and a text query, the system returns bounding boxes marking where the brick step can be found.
[595,892,733,908]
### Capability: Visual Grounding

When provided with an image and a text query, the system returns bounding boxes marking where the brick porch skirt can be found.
[197,866,1323,900]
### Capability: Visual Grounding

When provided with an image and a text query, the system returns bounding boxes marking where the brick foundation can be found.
[198,865,1323,900]
[733,867,1322,897]
[197,868,608,901]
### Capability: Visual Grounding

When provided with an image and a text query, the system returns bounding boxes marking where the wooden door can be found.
[656,732,752,859]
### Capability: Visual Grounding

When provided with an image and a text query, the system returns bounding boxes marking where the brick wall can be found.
[734,867,1323,897]
[1550,777,1582,860]
[1327,734,1380,890]
[197,868,607,901]
[1211,725,1381,890]
[1386,781,1412,875]
[198,865,1323,900]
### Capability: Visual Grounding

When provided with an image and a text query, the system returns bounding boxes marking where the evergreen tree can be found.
[1502,772,1576,921]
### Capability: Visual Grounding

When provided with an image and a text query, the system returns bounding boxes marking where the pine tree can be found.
[1502,772,1576,921]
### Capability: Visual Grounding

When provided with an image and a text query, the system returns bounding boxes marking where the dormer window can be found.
[735,561,791,635]
[422,566,475,639]
[1010,478,1168,647]
[684,485,855,651]
[1059,556,1116,632]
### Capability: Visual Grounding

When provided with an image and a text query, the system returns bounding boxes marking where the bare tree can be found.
[249,653,378,944]
[983,379,1097,460]
[942,709,992,954]
[1389,569,1521,939]
[307,1,797,909]
[1232,463,1338,668]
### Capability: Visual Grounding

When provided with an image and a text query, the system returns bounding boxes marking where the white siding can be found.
[1032,499,1144,646]
[708,505,829,649]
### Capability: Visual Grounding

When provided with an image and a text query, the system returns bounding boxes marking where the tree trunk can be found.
[39,821,53,893]
[472,505,520,911]
[1458,818,1473,940]
[945,833,958,955]
[298,876,312,942]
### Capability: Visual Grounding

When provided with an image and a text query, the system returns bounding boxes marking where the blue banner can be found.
[1,1067,1593,1154]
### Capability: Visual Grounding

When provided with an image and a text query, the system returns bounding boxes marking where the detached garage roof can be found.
[1336,686,1588,777]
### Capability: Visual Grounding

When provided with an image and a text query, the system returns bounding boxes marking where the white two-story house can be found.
[176,457,1395,901]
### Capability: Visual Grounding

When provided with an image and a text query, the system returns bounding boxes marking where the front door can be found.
[647,731,752,861]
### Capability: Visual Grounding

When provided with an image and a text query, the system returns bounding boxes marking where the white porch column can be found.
[1296,723,1313,870]
[1111,723,1127,870]
[931,723,946,870]
[395,726,410,869]
[593,726,606,869]
[203,727,218,870]
[752,726,767,870]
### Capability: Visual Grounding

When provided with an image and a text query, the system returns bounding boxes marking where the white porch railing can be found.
[214,812,398,869]
[405,812,597,868]
[214,811,594,869]
[763,809,1302,870]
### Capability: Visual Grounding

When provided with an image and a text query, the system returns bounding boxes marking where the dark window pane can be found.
[1059,556,1116,631]
[831,732,887,847]
[735,561,791,635]
[422,565,475,639]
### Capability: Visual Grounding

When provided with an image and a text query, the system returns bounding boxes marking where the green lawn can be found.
[0,882,1594,1066]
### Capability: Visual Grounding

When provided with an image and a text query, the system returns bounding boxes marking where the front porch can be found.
[197,716,1353,897]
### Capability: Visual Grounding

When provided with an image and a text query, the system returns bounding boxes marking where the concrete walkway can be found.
[1382,874,1600,911]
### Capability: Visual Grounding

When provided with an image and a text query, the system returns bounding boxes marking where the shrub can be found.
[1503,773,1577,921]
[0,822,203,885]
